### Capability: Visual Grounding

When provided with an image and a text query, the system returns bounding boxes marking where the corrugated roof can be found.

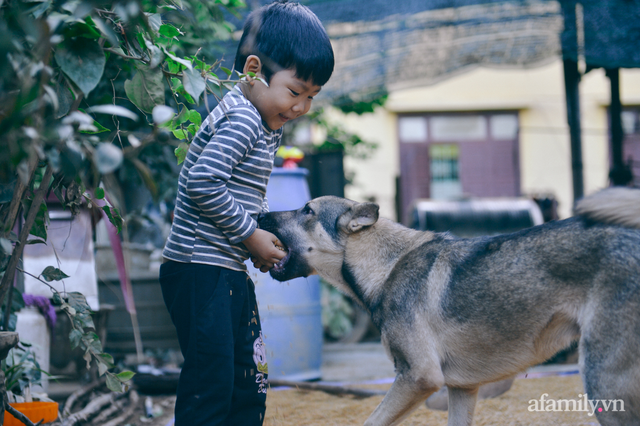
[225,0,640,103]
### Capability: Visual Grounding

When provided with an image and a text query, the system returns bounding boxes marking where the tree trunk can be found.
[0,165,53,312]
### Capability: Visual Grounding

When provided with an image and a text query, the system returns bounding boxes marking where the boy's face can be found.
[247,68,321,131]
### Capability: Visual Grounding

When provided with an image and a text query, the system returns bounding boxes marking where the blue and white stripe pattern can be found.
[163,87,282,271]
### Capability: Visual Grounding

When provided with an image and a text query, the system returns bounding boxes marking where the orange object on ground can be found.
[4,401,59,426]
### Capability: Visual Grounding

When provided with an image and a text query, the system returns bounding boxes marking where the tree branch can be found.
[104,48,147,62]
[5,403,43,426]
[1,155,38,237]
[0,165,53,313]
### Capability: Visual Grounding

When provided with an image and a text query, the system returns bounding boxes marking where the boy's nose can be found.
[291,98,308,114]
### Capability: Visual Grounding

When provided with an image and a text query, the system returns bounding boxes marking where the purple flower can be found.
[21,294,57,330]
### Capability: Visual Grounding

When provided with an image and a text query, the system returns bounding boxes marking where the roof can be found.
[224,0,640,103]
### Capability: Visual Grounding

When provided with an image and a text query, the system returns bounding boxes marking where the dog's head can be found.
[258,196,379,282]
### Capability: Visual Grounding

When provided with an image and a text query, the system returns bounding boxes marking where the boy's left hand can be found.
[243,228,286,272]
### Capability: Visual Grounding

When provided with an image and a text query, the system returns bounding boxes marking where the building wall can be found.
[328,59,640,219]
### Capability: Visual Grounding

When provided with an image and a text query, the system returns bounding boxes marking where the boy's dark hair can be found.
[234,1,334,86]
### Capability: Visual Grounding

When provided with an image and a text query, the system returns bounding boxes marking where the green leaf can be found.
[23,200,48,241]
[0,238,12,254]
[106,373,125,392]
[187,123,197,136]
[182,68,205,104]
[189,110,202,128]
[136,32,147,50]
[92,16,118,46]
[85,104,138,121]
[158,24,182,38]
[174,107,190,126]
[79,119,110,134]
[167,59,181,74]
[73,311,95,330]
[148,44,164,69]
[26,239,46,245]
[172,129,188,140]
[124,66,165,114]
[116,370,136,382]
[83,350,91,370]
[174,142,189,164]
[55,83,74,119]
[161,47,192,70]
[55,38,106,97]
[41,266,69,282]
[88,332,103,352]
[101,205,124,233]
[98,353,115,368]
[95,188,105,199]
[52,292,63,305]
[147,13,163,34]
[94,143,123,174]
[67,292,90,313]
[69,329,83,349]
[220,66,232,76]
[62,303,76,316]
[98,362,108,376]
[63,18,102,40]
[152,105,174,125]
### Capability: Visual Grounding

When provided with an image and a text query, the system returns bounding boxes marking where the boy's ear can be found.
[243,55,263,79]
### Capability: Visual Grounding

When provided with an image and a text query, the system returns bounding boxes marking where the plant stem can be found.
[0,165,53,317]
[1,155,38,238]
[15,267,58,294]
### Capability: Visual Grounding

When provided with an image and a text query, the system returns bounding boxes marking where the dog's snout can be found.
[257,212,266,222]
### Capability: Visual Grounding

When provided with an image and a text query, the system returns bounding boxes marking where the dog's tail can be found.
[575,187,640,229]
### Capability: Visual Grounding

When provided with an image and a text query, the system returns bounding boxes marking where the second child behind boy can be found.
[159,1,334,425]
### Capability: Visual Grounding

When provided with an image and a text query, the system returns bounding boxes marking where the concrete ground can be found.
[320,342,579,383]
[321,342,395,382]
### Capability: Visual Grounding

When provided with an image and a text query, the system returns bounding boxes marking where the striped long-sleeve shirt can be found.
[162,87,282,271]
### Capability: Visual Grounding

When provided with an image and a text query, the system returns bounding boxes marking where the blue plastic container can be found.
[246,168,323,381]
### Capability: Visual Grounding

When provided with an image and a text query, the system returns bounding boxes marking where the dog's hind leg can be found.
[580,302,640,425]
[581,338,640,425]
[447,386,479,426]
[364,369,444,426]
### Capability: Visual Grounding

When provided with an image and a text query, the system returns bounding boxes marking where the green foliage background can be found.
[0,0,248,394]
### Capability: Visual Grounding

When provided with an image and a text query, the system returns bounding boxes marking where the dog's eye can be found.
[302,205,314,215]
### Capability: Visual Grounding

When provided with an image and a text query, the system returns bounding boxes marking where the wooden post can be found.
[606,67,632,186]
[561,0,584,203]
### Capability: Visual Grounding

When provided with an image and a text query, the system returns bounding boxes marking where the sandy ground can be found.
[264,374,601,426]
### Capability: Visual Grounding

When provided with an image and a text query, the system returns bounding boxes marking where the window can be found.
[398,116,428,142]
[398,112,520,222]
[429,144,462,199]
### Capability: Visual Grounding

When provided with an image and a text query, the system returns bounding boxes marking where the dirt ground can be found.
[263,374,600,426]
[130,373,600,426]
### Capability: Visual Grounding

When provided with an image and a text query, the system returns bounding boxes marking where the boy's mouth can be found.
[279,113,290,122]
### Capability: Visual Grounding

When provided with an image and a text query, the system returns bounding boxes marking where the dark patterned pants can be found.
[159,261,268,426]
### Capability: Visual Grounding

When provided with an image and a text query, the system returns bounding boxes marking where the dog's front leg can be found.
[447,386,479,426]
[364,369,443,426]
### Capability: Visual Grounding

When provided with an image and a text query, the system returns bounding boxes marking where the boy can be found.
[159,1,334,425]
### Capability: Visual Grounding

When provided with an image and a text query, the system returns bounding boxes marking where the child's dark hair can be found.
[234,1,334,86]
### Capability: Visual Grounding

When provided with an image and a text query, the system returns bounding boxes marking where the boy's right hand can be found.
[243,228,286,273]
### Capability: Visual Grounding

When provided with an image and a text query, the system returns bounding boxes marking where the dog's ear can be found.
[341,202,379,234]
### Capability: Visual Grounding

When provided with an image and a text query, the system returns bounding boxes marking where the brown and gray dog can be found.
[258,188,640,426]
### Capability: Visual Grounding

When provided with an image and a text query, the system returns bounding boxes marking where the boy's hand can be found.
[243,228,286,273]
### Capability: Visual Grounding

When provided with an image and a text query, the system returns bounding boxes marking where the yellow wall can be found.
[328,59,640,219]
